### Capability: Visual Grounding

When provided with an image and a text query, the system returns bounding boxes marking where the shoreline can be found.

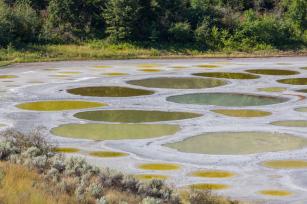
[1,46,306,68]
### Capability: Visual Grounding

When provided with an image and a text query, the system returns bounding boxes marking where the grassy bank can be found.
[0,41,306,67]
[0,162,76,204]
[0,129,240,204]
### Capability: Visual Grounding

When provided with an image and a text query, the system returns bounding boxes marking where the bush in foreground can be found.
[0,129,240,204]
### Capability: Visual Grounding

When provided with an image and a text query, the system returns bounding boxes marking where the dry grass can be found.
[0,162,76,204]
[0,162,243,204]
[179,189,240,204]
[104,190,142,204]
[0,162,147,204]
[0,42,306,67]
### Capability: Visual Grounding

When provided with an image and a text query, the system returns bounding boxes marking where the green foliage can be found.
[284,0,306,35]
[216,0,253,11]
[150,0,189,41]
[5,0,49,10]
[44,0,105,42]
[0,1,11,46]
[0,0,306,50]
[168,22,192,42]
[13,1,41,42]
[194,18,213,49]
[103,0,142,42]
[228,10,298,49]
[0,0,40,47]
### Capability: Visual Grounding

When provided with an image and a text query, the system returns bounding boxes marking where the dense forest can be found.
[0,0,306,51]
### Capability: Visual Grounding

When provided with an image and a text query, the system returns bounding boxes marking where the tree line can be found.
[0,0,306,50]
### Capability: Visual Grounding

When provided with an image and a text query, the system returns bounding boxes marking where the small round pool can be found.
[167,93,289,107]
[127,77,227,89]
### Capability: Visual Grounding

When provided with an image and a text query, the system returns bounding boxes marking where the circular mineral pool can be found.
[16,100,106,111]
[295,107,307,112]
[258,190,292,197]
[67,86,154,97]
[52,147,80,153]
[134,174,168,181]
[0,75,17,79]
[194,64,220,68]
[139,69,161,72]
[165,132,307,155]
[277,63,292,65]
[103,72,128,76]
[171,66,188,69]
[137,64,160,68]
[88,151,128,158]
[193,72,259,79]
[271,120,307,127]
[43,68,59,71]
[51,123,180,140]
[189,170,235,178]
[58,72,81,75]
[212,109,271,117]
[74,110,201,123]
[189,183,229,190]
[167,93,288,107]
[27,80,44,84]
[296,89,307,93]
[277,78,307,85]
[137,163,181,171]
[258,87,287,92]
[246,69,299,75]
[93,65,111,68]
[127,77,227,89]
[262,160,307,169]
